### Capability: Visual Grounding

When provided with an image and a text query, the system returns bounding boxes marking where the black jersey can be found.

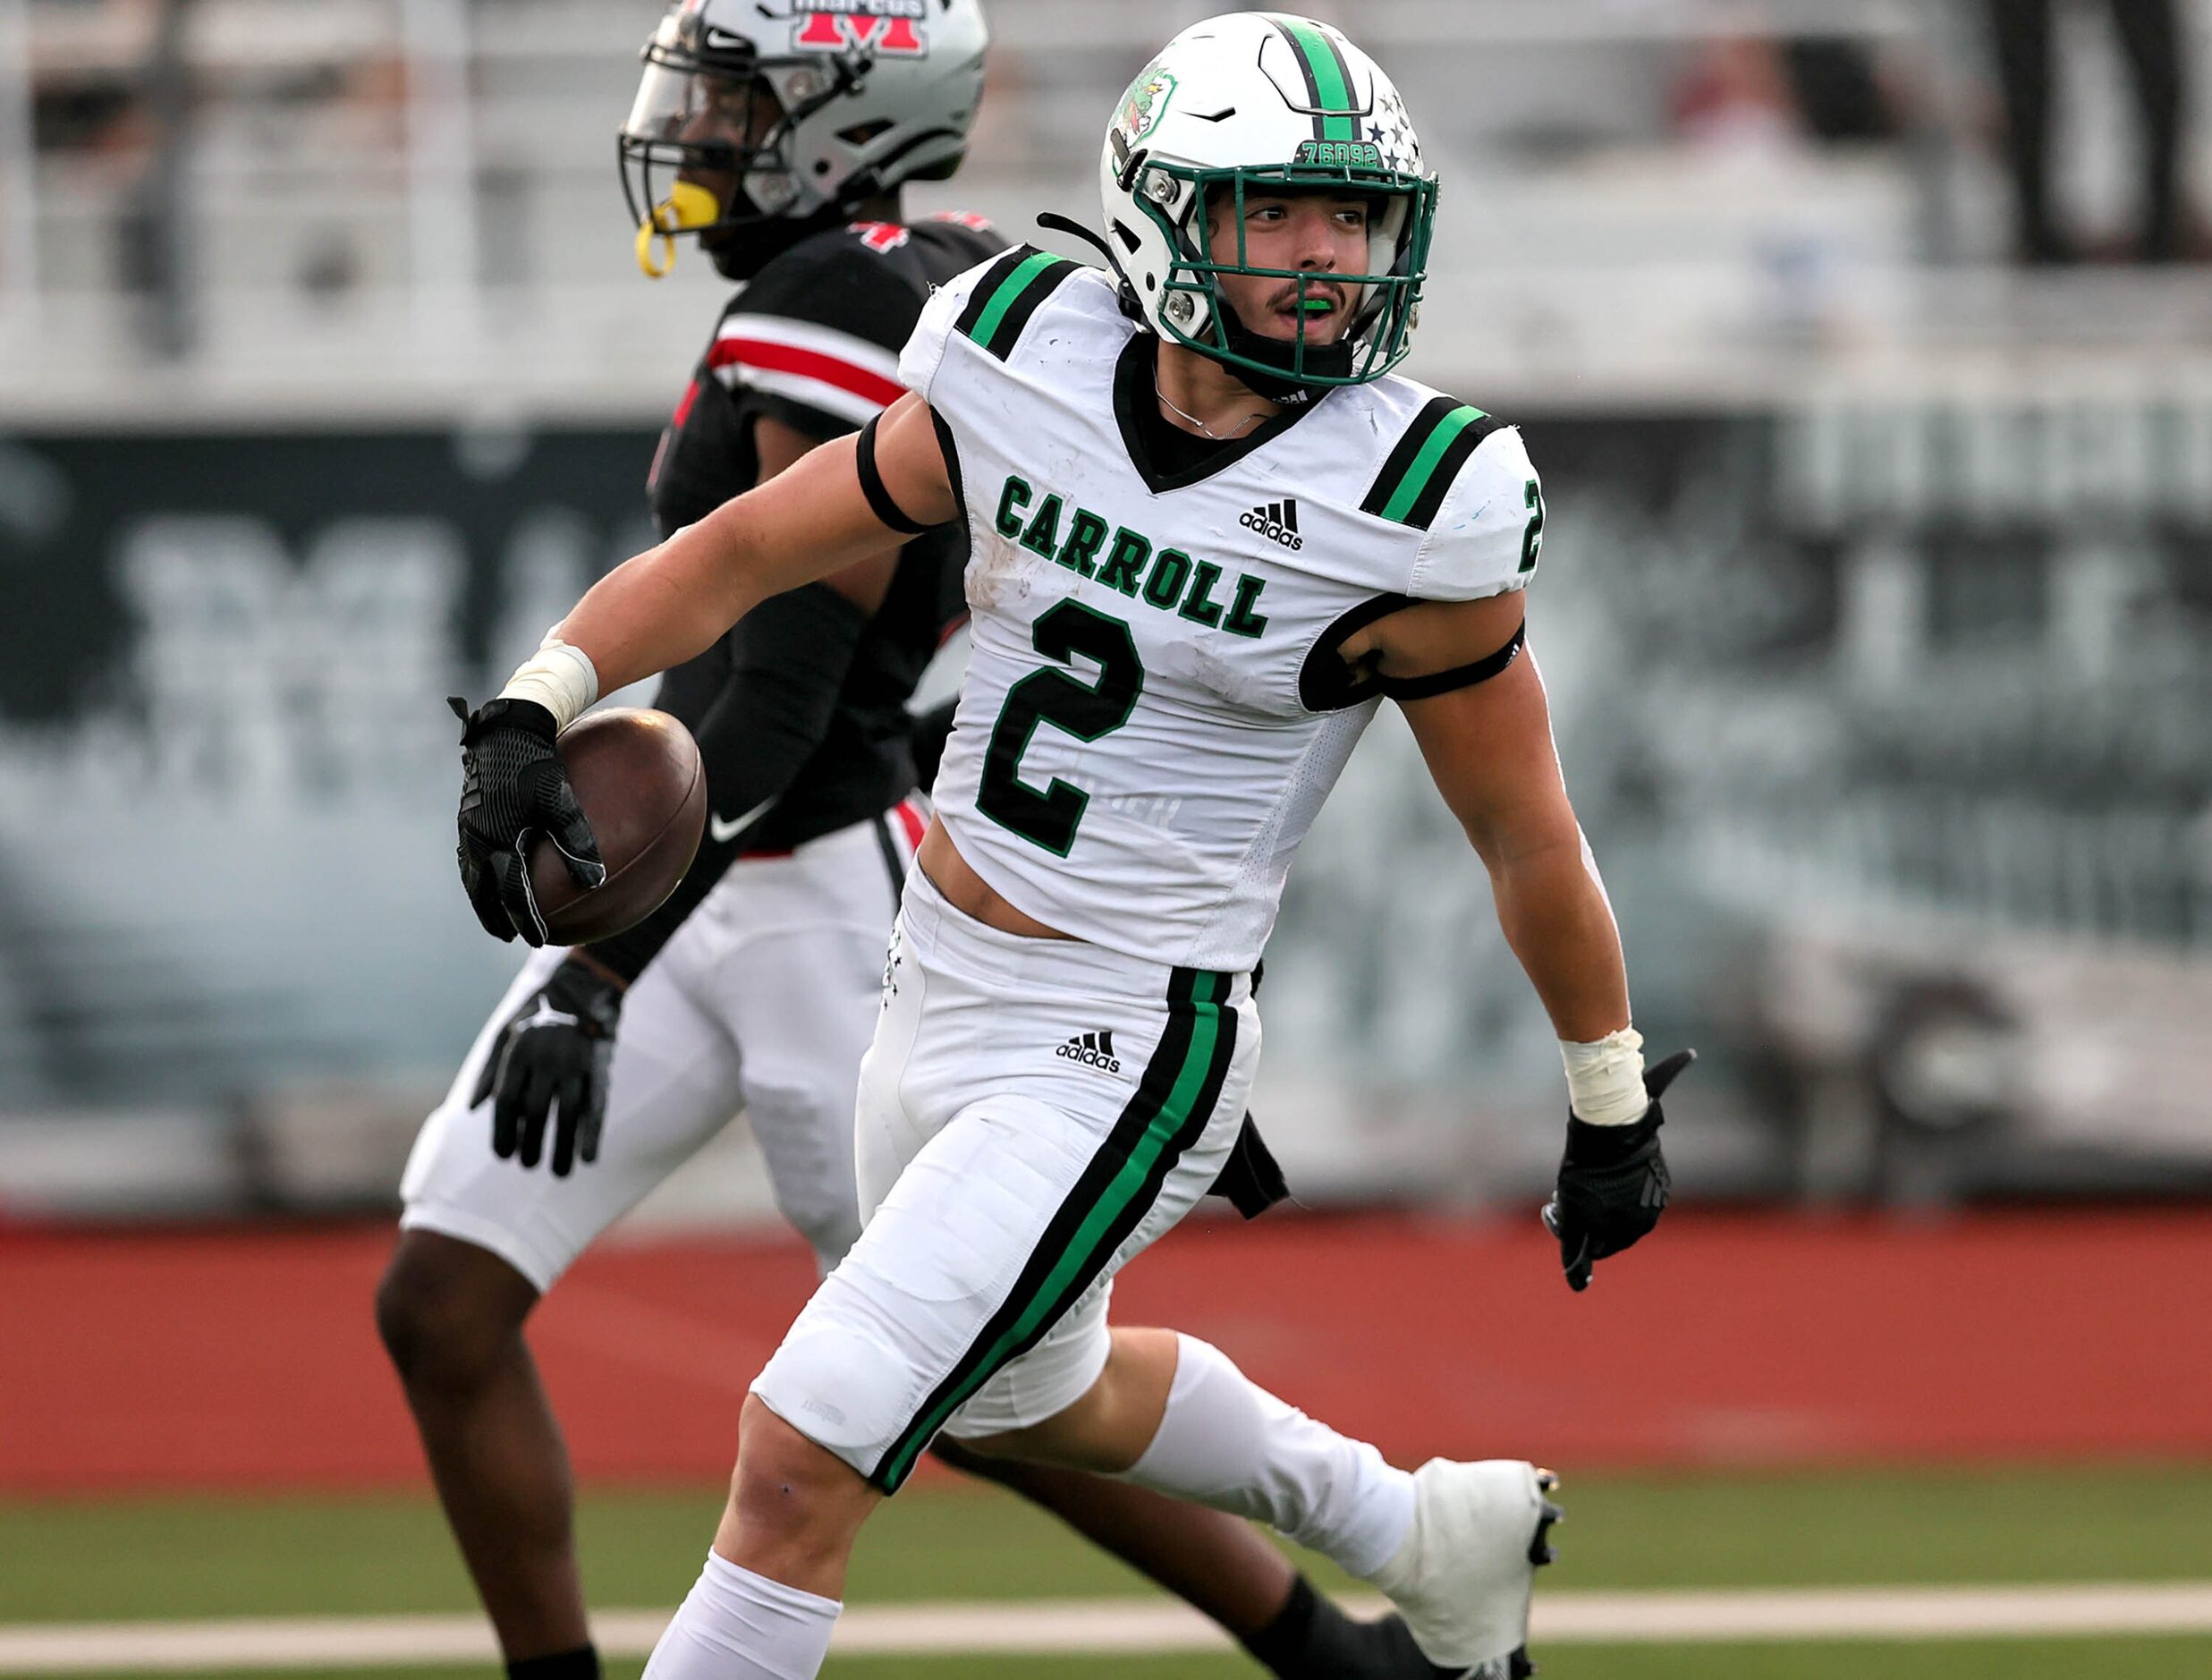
[648,214,1002,851]
[583,213,1004,983]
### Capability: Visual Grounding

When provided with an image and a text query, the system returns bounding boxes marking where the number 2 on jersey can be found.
[977,599,1144,856]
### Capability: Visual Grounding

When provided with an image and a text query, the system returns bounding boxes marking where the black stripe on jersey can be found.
[1399,408,1504,531]
[1360,396,1459,515]
[1360,398,1506,529]
[953,245,1083,361]
[978,255,1080,359]
[953,245,1037,339]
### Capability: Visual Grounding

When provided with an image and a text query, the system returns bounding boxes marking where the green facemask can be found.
[1133,155,1438,394]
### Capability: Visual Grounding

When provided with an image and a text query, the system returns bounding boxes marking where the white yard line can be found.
[4,1584,2212,1672]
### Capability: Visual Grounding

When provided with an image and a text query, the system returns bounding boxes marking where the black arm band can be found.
[1374,620,1527,701]
[855,414,938,535]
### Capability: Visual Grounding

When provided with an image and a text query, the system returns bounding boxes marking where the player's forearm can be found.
[554,522,758,700]
[508,437,893,715]
[1482,827,1631,1044]
[558,488,841,697]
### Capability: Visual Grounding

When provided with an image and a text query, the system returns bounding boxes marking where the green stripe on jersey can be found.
[967,251,1063,354]
[1382,404,1486,523]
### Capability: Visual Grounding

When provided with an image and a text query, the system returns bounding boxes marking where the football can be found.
[526,707,706,946]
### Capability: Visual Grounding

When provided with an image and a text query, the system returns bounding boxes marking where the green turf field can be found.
[6,1467,2211,1678]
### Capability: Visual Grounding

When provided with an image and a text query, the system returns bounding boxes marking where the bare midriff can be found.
[917,814,1080,941]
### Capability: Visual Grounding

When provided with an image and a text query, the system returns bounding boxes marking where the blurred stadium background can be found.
[4,1,2212,1676]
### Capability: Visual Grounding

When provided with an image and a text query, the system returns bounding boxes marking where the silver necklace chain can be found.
[1153,373,1269,441]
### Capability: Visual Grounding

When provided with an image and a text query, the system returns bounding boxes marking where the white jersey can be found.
[900,248,1543,972]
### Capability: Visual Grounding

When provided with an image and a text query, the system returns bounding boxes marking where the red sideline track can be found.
[4,1209,2209,1495]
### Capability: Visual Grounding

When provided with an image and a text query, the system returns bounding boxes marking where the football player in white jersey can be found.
[400,6,1438,1680]
[452,13,1690,1679]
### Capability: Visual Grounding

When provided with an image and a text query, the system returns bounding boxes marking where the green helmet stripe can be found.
[969,250,1064,352]
[1382,404,1487,524]
[1281,18,1360,143]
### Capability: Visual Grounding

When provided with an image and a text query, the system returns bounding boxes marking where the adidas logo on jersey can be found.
[1055,1030,1121,1073]
[1240,499,1303,551]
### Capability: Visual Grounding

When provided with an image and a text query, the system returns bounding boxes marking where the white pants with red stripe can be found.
[399,798,928,1291]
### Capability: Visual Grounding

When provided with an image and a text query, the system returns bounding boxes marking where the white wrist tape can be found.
[1562,1026,1647,1125]
[497,636,599,734]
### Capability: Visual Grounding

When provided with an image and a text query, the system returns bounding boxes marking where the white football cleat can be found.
[1367,1458,1561,1677]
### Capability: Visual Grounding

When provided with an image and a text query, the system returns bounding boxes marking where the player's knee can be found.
[373,1232,536,1391]
[752,1313,922,1471]
[723,1395,875,1579]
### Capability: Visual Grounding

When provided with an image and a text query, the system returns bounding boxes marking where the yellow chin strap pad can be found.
[635,180,721,278]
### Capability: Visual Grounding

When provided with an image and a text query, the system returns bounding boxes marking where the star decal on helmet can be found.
[1369,86,1421,174]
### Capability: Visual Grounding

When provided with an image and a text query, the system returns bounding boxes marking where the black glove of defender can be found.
[471,956,623,1175]
[1542,1048,1696,1293]
[451,696,605,946]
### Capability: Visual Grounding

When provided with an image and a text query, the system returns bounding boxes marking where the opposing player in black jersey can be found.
[377,5,1438,1678]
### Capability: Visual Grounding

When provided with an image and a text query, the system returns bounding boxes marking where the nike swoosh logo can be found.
[708,795,779,844]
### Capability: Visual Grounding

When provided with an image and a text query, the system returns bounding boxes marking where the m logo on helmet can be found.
[1115,64,1177,144]
[793,0,927,56]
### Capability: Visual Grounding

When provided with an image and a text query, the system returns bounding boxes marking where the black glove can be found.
[1542,1048,1695,1293]
[451,696,605,946]
[470,957,623,1175]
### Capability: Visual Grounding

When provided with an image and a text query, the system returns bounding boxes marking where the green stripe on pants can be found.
[875,972,1226,1489]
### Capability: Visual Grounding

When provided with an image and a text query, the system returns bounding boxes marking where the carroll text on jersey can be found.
[993,473,1271,639]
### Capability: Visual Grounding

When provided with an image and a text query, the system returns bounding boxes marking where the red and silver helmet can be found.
[620,0,989,279]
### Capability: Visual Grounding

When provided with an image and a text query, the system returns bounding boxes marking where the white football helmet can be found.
[1098,12,1436,394]
[620,0,989,279]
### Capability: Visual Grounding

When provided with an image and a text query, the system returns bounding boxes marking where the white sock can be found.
[1117,1333,1415,1580]
[641,1551,841,1680]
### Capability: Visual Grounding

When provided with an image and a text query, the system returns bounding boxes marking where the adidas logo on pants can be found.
[1056,1030,1122,1073]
